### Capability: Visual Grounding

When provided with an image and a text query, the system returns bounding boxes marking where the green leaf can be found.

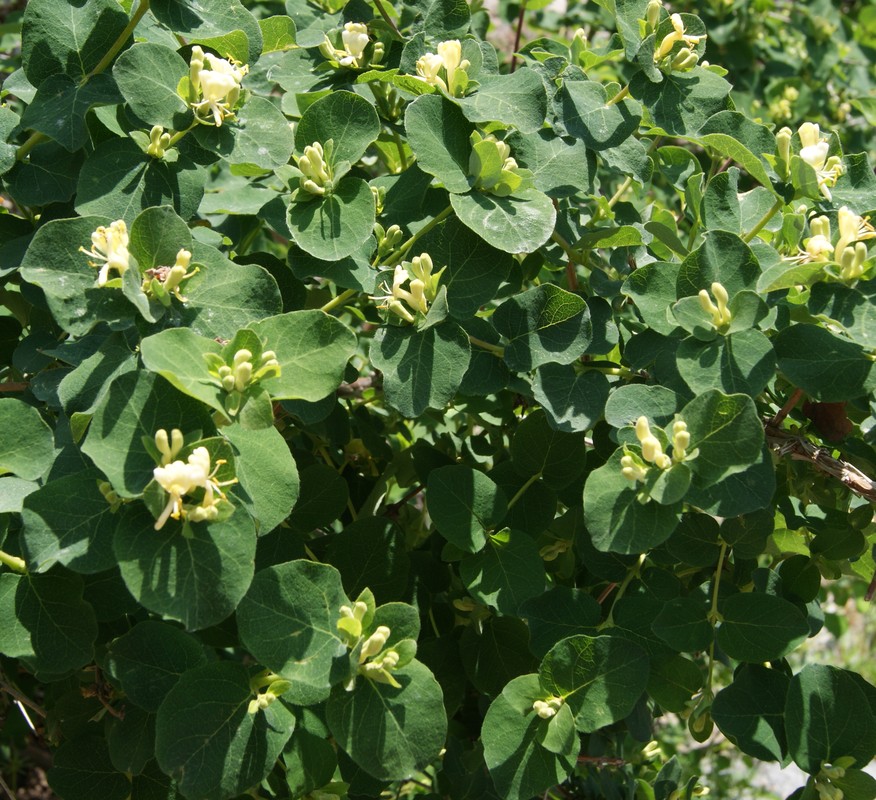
[47,737,130,800]
[247,310,358,401]
[103,620,208,712]
[106,705,154,775]
[82,370,214,498]
[482,674,578,800]
[451,188,556,254]
[458,68,547,134]
[76,138,205,225]
[539,634,649,732]
[0,398,54,480]
[223,424,298,535]
[370,321,470,417]
[326,659,447,781]
[114,504,257,631]
[809,281,876,349]
[773,324,876,402]
[676,329,775,397]
[4,141,81,207]
[112,43,190,129]
[682,390,764,484]
[520,587,601,659]
[717,592,809,662]
[604,384,681,429]
[237,560,350,705]
[0,106,20,176]
[22,0,130,86]
[493,284,591,372]
[288,463,349,532]
[149,0,263,64]
[417,217,514,319]
[19,215,143,336]
[651,597,713,652]
[831,153,876,214]
[20,73,122,152]
[676,230,761,297]
[712,664,789,762]
[288,177,375,261]
[20,469,117,574]
[295,91,380,171]
[785,664,876,774]
[631,67,731,136]
[0,570,97,678]
[696,111,777,191]
[582,450,681,554]
[506,129,593,199]
[427,465,508,553]
[422,0,471,38]
[155,661,295,800]
[129,205,192,271]
[460,529,545,615]
[558,80,642,150]
[404,94,475,194]
[533,365,609,434]
[259,15,297,52]
[646,654,703,713]
[510,409,588,489]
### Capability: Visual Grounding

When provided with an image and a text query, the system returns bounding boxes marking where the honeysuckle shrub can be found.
[1,0,876,798]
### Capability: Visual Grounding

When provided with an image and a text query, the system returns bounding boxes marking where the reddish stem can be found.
[770,387,804,427]
[509,0,528,72]
[597,582,618,604]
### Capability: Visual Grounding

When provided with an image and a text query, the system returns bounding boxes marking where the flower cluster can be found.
[415,39,470,96]
[793,122,844,200]
[146,125,172,158]
[371,253,444,324]
[319,22,383,69]
[205,346,281,416]
[532,696,564,719]
[337,603,412,689]
[296,141,332,196]
[791,207,874,281]
[469,131,531,197]
[621,417,692,483]
[653,13,705,72]
[187,46,248,127]
[142,248,199,305]
[698,282,732,329]
[151,429,236,530]
[80,220,130,286]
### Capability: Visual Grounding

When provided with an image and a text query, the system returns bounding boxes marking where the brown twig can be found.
[770,387,804,427]
[0,382,28,393]
[577,755,627,766]
[596,582,618,604]
[764,422,876,503]
[509,0,528,72]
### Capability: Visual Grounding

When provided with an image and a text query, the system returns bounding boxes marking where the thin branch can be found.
[510,0,528,73]
[0,679,47,718]
[765,423,876,503]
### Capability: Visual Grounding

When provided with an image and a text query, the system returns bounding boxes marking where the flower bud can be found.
[646,0,662,30]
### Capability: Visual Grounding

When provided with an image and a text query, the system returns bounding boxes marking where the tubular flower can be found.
[698,282,732,329]
[188,46,248,127]
[80,220,130,286]
[371,254,444,324]
[789,216,833,264]
[532,696,564,719]
[797,122,844,200]
[415,40,470,96]
[152,445,236,530]
[142,248,199,305]
[297,141,332,196]
[319,22,381,69]
[654,14,705,64]
[834,206,875,261]
[636,416,672,469]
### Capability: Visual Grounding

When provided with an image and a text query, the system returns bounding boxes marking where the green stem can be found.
[321,288,358,313]
[372,0,402,39]
[581,363,633,378]
[506,471,541,510]
[385,204,453,266]
[87,0,152,78]
[607,175,633,208]
[468,335,504,357]
[15,132,48,161]
[550,230,584,265]
[0,550,26,573]
[602,553,645,627]
[706,540,729,694]
[165,121,199,149]
[742,197,783,243]
[391,128,409,171]
[605,84,630,107]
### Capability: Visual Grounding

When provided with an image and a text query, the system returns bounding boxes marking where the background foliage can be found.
[1,0,876,798]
